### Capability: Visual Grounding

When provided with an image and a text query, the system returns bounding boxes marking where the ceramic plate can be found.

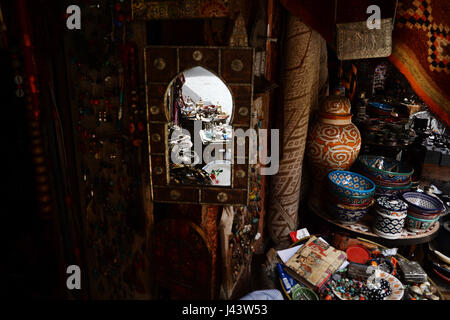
[380,272,404,300]
[202,160,231,186]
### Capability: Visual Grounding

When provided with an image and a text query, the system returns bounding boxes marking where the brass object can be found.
[154,166,163,175]
[192,50,203,61]
[153,57,166,70]
[151,133,161,142]
[150,105,160,115]
[231,59,244,72]
[131,0,230,20]
[238,107,249,116]
[236,170,246,178]
[170,190,181,200]
[229,13,248,47]
[336,18,393,60]
[217,192,228,203]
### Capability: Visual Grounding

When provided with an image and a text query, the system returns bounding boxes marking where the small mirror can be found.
[166,66,233,187]
[146,45,254,205]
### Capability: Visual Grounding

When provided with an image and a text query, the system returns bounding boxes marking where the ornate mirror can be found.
[145,46,254,205]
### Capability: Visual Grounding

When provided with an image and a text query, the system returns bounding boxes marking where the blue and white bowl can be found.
[328,171,375,198]
[401,192,444,215]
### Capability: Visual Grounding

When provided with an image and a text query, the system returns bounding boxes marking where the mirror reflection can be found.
[166,66,233,186]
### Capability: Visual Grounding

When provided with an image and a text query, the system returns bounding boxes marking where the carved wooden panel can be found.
[153,186,199,203]
[147,98,167,122]
[145,47,177,82]
[201,189,247,205]
[232,163,249,189]
[150,154,168,186]
[154,218,212,299]
[231,99,252,126]
[179,48,219,74]
[148,123,167,154]
[221,49,253,84]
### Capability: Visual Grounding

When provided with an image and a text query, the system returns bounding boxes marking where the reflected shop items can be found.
[167,66,234,186]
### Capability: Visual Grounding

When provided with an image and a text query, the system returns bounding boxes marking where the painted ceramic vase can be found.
[306,96,361,181]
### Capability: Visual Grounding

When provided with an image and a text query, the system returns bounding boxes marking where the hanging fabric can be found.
[335,0,398,60]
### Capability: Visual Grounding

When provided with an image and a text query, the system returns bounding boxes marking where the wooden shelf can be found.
[308,197,440,246]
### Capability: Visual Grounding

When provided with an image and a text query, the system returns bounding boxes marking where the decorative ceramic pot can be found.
[374,196,408,217]
[328,171,375,198]
[374,209,407,239]
[306,96,361,181]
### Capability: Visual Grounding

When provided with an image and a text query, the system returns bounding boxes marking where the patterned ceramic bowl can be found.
[329,192,373,207]
[374,178,412,188]
[356,155,414,184]
[405,215,439,233]
[329,190,374,205]
[329,199,374,225]
[374,183,412,197]
[374,207,407,239]
[368,102,394,117]
[368,102,393,112]
[328,171,375,198]
[407,209,442,221]
[401,192,444,215]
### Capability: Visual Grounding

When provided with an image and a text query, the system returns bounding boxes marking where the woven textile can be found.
[389,0,450,125]
[268,15,328,244]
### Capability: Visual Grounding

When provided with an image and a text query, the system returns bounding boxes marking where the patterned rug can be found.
[267,15,328,244]
[389,0,450,125]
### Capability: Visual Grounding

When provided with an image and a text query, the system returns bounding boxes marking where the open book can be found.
[284,236,347,290]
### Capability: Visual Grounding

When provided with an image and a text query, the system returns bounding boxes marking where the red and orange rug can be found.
[389,0,450,126]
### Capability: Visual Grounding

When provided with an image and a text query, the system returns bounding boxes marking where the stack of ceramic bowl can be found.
[373,196,408,239]
[401,192,444,233]
[368,102,393,117]
[327,171,376,225]
[355,155,413,197]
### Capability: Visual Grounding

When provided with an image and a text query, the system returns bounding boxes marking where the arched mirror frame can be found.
[145,46,254,205]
